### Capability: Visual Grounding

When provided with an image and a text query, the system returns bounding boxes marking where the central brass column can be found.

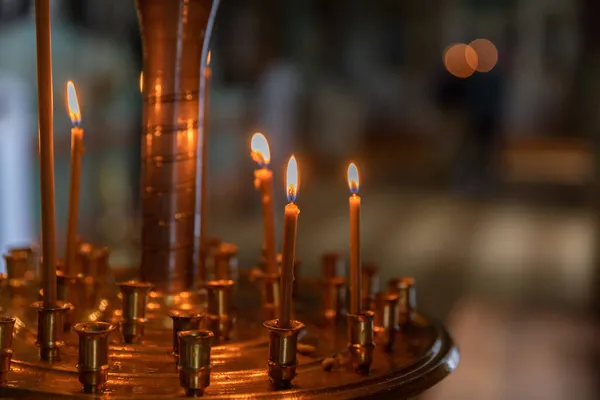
[136,0,219,292]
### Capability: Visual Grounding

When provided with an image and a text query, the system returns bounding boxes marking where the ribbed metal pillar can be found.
[136,0,218,292]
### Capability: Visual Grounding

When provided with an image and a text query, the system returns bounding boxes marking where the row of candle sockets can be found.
[0,248,418,395]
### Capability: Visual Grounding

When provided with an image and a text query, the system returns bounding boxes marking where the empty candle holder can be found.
[361,264,379,311]
[31,301,70,361]
[73,321,116,393]
[322,276,347,321]
[170,311,203,357]
[205,280,235,341]
[382,294,400,352]
[347,311,375,375]
[178,330,214,397]
[0,317,15,384]
[117,281,153,344]
[56,270,81,331]
[388,277,417,328]
[263,319,305,389]
[4,252,29,288]
[214,243,238,281]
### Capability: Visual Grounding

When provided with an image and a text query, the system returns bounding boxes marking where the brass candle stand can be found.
[0,0,458,398]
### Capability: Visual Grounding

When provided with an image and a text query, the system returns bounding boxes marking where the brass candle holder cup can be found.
[4,252,28,287]
[253,270,280,320]
[382,294,400,352]
[347,311,375,375]
[73,321,116,393]
[0,317,15,384]
[178,330,214,397]
[117,281,153,344]
[214,243,238,281]
[56,270,82,331]
[322,276,347,321]
[361,264,379,311]
[263,319,305,389]
[31,301,71,361]
[205,280,235,341]
[170,311,203,356]
[388,277,417,328]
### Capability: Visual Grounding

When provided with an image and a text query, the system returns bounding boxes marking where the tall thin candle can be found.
[64,81,84,276]
[279,156,299,328]
[250,133,277,274]
[198,50,212,283]
[34,0,57,307]
[347,163,361,314]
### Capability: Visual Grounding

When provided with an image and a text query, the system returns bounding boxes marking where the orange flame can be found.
[286,155,298,202]
[347,163,359,194]
[139,71,143,93]
[250,133,271,166]
[66,81,81,125]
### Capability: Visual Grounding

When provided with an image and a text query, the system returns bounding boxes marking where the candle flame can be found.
[347,163,359,194]
[286,155,299,202]
[139,71,143,93]
[207,50,212,66]
[66,81,81,126]
[250,132,271,167]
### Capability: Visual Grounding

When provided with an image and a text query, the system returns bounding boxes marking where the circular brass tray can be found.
[0,275,458,399]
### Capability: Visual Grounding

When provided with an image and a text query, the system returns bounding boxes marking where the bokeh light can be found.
[443,43,478,78]
[469,38,498,72]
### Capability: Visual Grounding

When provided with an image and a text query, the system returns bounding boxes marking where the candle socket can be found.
[170,311,203,356]
[0,317,15,384]
[263,319,305,389]
[205,280,235,342]
[4,252,29,287]
[178,330,214,397]
[31,301,70,361]
[117,281,153,344]
[255,270,280,318]
[347,311,375,375]
[382,294,400,352]
[388,277,417,328]
[373,292,385,333]
[214,243,238,281]
[322,277,347,321]
[73,322,116,393]
[361,264,379,311]
[56,270,81,331]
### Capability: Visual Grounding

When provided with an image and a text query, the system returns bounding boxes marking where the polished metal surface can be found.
[137,0,219,292]
[0,273,458,399]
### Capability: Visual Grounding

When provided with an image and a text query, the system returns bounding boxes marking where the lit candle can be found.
[279,156,299,328]
[250,133,277,274]
[347,163,361,314]
[34,0,58,307]
[64,81,84,276]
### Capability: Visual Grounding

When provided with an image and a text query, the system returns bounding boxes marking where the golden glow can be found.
[250,132,271,166]
[286,155,298,202]
[347,163,359,194]
[443,43,478,79]
[139,71,143,93]
[207,50,212,66]
[66,81,81,125]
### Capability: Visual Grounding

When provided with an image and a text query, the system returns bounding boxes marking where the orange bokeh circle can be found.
[443,43,478,78]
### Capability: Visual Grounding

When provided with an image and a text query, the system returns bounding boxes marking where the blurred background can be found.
[0,0,599,398]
